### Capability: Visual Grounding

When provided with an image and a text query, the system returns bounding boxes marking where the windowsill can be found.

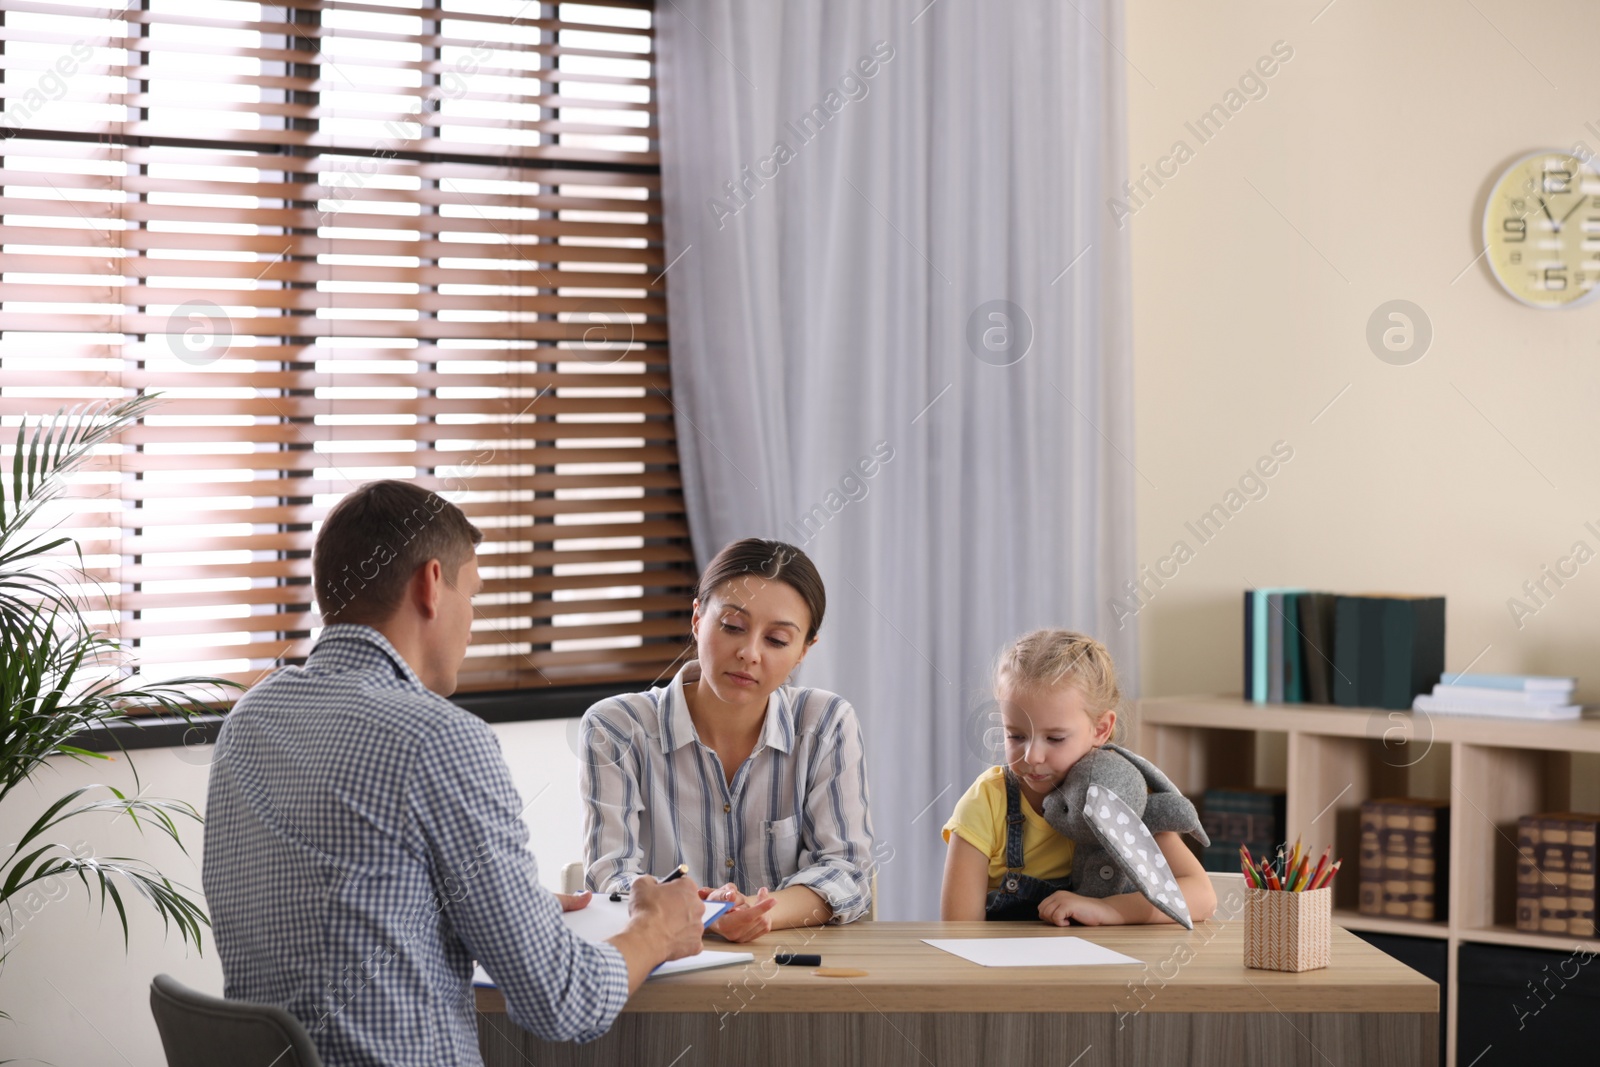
[67,682,633,753]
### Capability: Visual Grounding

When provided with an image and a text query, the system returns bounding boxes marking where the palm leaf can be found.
[0,394,238,987]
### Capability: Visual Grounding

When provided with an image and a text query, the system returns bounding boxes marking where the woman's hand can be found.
[554,889,594,912]
[1037,890,1124,927]
[701,882,779,942]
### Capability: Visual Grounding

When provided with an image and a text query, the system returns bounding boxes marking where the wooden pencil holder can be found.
[1244,887,1331,972]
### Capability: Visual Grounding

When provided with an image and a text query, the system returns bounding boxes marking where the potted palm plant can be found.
[0,395,237,1002]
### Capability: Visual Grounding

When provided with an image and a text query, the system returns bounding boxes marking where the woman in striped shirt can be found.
[579,539,876,942]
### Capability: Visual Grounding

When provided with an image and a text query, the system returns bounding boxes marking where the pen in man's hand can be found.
[609,863,691,901]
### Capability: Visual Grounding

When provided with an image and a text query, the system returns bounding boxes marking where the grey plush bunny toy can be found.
[1041,742,1210,928]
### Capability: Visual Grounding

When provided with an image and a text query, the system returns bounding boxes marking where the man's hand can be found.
[1036,890,1123,927]
[554,890,593,912]
[701,882,779,943]
[628,875,705,961]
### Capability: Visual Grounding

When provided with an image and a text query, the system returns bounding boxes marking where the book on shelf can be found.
[1359,798,1448,922]
[1267,592,1285,704]
[1412,694,1583,721]
[1297,592,1336,705]
[1282,591,1304,703]
[1442,672,1575,694]
[1429,683,1575,706]
[1199,787,1286,873]
[1326,594,1445,710]
[1242,590,1448,709]
[1244,587,1304,703]
[1517,813,1599,938]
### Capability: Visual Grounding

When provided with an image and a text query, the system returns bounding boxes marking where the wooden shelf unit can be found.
[1130,695,1600,1067]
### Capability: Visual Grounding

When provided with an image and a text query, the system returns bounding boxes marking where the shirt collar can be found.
[661,662,795,756]
[307,623,427,692]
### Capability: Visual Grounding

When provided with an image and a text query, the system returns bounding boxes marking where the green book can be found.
[1282,591,1304,703]
[1333,596,1363,706]
[1377,596,1446,711]
[1297,592,1336,704]
[1359,597,1387,707]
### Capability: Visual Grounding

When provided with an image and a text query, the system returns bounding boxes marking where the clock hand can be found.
[1538,196,1558,229]
[1558,195,1588,228]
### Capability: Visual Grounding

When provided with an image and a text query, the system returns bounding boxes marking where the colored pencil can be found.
[1291,852,1311,892]
[1306,848,1330,892]
[1311,858,1342,891]
[1240,845,1261,888]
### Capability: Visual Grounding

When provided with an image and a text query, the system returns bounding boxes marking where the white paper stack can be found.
[1412,673,1583,721]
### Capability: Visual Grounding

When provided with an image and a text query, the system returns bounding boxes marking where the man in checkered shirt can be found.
[202,480,704,1065]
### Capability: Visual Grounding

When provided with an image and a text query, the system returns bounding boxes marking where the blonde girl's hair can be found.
[994,628,1122,729]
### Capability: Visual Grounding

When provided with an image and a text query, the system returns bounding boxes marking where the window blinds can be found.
[0,0,695,694]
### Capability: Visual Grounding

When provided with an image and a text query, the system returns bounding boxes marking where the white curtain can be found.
[656,0,1136,920]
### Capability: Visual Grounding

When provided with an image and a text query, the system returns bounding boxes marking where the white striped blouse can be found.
[578,664,875,923]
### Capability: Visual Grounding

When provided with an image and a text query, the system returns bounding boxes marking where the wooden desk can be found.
[476,921,1438,1066]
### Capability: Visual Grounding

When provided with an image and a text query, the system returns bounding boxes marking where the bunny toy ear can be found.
[1083,784,1194,930]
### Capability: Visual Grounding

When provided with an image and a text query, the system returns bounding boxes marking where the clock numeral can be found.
[1545,266,1568,290]
[1511,252,1523,264]
[1545,169,1573,194]
[1502,218,1527,242]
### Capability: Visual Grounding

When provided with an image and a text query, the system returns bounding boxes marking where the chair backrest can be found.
[561,860,586,895]
[1208,871,1249,922]
[149,974,324,1067]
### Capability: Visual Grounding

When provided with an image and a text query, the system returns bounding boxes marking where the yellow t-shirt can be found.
[942,765,1075,890]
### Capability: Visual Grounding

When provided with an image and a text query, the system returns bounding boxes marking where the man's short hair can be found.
[313,480,483,626]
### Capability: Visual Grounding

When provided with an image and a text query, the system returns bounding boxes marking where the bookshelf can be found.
[1130,696,1600,1067]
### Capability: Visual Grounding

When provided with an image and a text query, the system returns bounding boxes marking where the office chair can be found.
[150,973,324,1067]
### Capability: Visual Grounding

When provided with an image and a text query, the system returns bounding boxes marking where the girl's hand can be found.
[1037,890,1123,927]
[704,883,778,942]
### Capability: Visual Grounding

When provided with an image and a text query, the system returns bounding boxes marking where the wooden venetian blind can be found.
[0,0,696,693]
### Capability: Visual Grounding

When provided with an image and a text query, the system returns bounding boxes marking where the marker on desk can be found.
[609,864,690,901]
[774,953,822,967]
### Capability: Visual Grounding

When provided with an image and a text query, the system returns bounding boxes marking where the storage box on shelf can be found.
[1129,695,1600,1067]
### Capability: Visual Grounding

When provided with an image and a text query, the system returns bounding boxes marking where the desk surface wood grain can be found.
[474,920,1437,1016]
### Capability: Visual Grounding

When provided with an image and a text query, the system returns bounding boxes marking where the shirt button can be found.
[724,803,731,813]
[1100,865,1115,880]
[726,858,735,869]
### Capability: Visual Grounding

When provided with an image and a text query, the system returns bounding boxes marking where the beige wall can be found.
[0,721,586,1067]
[12,6,1600,1062]
[1125,0,1600,703]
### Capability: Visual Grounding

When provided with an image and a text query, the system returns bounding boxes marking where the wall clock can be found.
[1483,149,1600,308]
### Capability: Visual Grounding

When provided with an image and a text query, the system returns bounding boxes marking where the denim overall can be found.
[984,770,1073,922]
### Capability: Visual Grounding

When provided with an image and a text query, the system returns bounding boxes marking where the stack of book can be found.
[1517,812,1599,937]
[1412,673,1582,721]
[1358,798,1449,922]
[1199,787,1286,874]
[1243,590,1445,710]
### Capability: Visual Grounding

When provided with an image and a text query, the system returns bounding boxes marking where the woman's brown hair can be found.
[697,539,826,643]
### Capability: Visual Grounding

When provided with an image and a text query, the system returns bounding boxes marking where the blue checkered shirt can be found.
[202,625,629,1065]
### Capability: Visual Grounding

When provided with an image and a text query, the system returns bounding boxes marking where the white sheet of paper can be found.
[921,936,1143,968]
[559,895,729,942]
[473,949,752,987]
[473,895,746,987]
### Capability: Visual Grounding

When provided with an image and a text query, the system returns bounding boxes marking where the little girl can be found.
[940,628,1216,925]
